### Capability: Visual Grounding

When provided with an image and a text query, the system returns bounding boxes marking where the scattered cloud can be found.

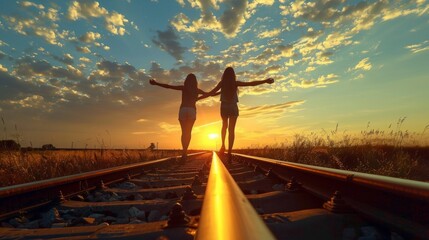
[76,46,91,53]
[190,40,209,54]
[20,1,45,10]
[258,28,281,39]
[353,57,372,71]
[176,0,185,7]
[219,0,247,37]
[3,15,61,46]
[67,0,129,35]
[105,12,128,35]
[288,73,339,89]
[79,57,91,63]
[8,95,53,111]
[159,122,180,133]
[79,31,101,43]
[172,0,274,37]
[67,1,108,20]
[152,26,187,61]
[240,101,305,118]
[14,57,84,81]
[405,40,429,53]
[53,53,74,65]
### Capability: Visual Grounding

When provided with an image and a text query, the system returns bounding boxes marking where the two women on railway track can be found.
[150,67,274,161]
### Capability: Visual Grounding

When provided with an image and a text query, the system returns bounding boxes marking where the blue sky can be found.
[0,0,428,149]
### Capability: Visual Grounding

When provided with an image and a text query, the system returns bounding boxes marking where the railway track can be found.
[0,151,428,239]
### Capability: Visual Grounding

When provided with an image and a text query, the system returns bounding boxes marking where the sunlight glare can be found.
[208,133,219,140]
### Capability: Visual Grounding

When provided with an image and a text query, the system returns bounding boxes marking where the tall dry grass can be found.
[0,149,182,187]
[236,119,429,181]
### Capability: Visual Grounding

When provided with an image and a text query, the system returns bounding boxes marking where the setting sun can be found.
[208,133,219,140]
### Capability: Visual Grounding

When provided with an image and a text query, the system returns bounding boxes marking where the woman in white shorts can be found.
[150,74,207,160]
[201,67,274,160]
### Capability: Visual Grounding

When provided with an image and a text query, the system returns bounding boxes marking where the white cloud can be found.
[305,66,315,72]
[354,58,372,71]
[0,40,8,46]
[9,95,53,111]
[405,40,429,53]
[3,16,61,46]
[79,57,91,63]
[79,32,101,43]
[176,0,185,7]
[67,1,129,35]
[105,12,129,35]
[67,1,108,20]
[20,1,44,10]
[42,8,59,21]
[288,73,339,89]
[172,0,274,38]
[0,64,8,72]
[257,29,281,39]
[76,46,91,53]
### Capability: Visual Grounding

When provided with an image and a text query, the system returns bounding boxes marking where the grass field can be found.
[0,149,182,187]
[235,145,428,182]
[1,120,428,187]
[235,123,429,182]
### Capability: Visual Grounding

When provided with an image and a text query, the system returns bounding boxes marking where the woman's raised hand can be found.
[149,79,157,85]
[266,78,274,84]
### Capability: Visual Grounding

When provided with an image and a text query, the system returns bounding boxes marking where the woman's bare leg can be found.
[220,117,228,153]
[227,116,238,157]
[180,119,195,159]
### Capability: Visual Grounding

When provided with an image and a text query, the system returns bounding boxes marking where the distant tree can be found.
[42,144,56,150]
[0,140,20,150]
[148,142,156,151]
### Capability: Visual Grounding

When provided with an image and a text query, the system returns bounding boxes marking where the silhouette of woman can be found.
[149,74,207,161]
[202,67,274,160]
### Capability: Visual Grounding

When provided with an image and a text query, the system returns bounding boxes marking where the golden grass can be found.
[236,120,429,182]
[0,149,182,187]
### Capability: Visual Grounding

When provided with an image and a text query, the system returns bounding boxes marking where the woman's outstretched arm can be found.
[149,79,183,90]
[236,78,274,87]
[206,81,222,95]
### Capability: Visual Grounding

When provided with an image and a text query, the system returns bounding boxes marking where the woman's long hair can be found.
[221,67,237,101]
[184,73,198,100]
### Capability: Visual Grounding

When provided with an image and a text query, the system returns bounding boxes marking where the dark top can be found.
[180,88,198,109]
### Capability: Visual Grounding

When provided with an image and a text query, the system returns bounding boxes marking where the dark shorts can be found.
[220,102,239,118]
[178,107,196,121]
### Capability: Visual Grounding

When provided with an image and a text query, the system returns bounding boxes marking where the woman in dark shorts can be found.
[202,67,274,160]
[149,74,208,161]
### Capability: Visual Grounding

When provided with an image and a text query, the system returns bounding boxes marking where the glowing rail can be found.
[196,152,275,240]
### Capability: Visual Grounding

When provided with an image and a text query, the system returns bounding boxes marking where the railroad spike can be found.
[166,202,190,228]
[191,175,202,186]
[323,191,353,213]
[285,177,302,192]
[57,190,66,203]
[181,186,197,201]
[98,180,107,190]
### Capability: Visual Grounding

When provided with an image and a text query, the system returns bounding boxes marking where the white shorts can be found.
[178,107,196,121]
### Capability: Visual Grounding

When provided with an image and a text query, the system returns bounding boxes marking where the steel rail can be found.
[233,153,429,240]
[196,152,275,240]
[0,152,205,220]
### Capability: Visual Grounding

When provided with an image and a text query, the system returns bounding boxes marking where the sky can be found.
[0,0,428,150]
